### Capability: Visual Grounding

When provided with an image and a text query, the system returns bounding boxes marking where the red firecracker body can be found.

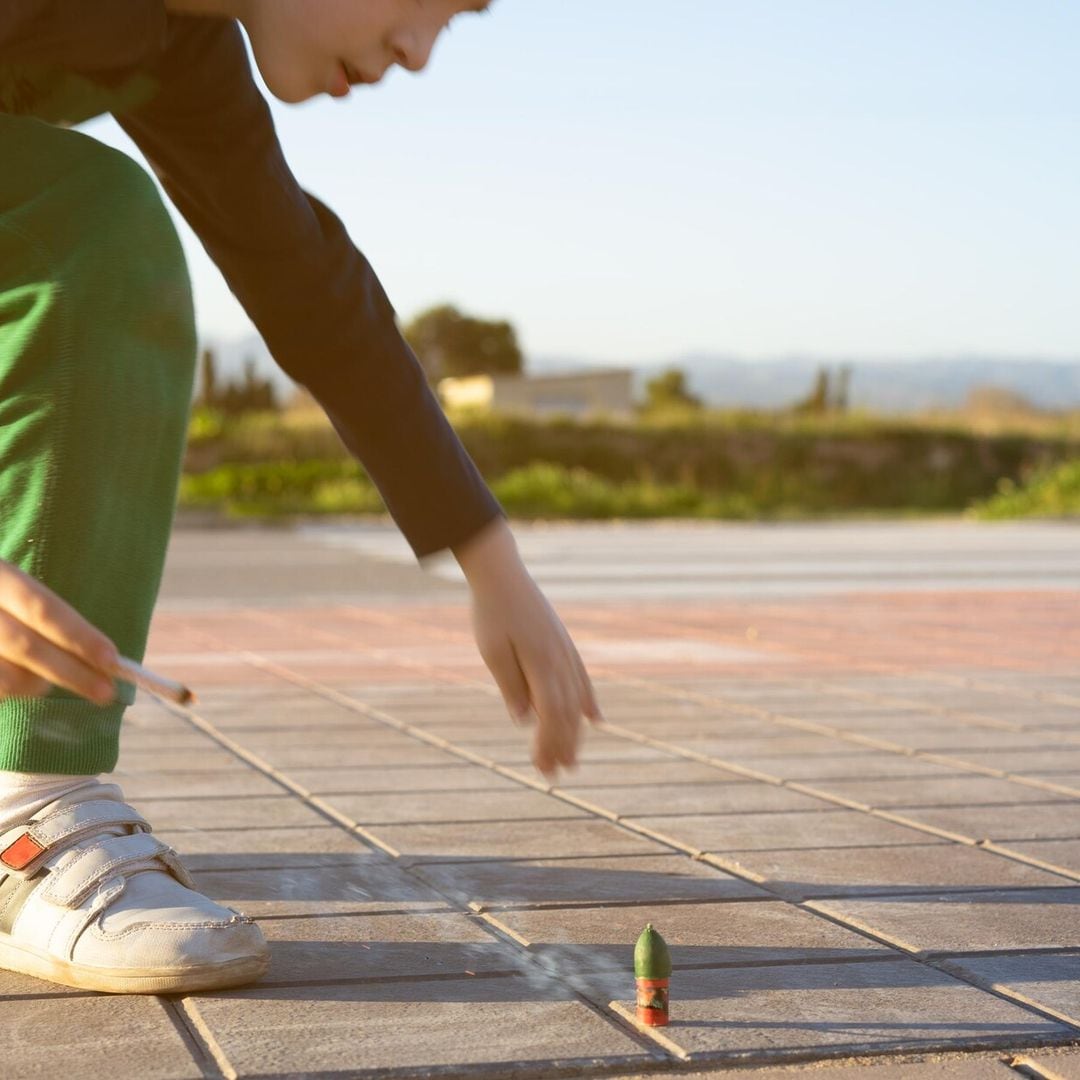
[635,976,670,1026]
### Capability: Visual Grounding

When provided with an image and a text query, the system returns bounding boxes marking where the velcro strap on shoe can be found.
[0,800,149,878]
[39,832,176,909]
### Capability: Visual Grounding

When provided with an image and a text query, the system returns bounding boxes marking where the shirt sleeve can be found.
[114,13,504,560]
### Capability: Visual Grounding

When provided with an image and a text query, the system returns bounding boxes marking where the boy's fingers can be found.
[0,657,51,699]
[569,646,603,724]
[0,565,118,673]
[0,611,115,705]
[532,678,580,771]
[480,638,532,724]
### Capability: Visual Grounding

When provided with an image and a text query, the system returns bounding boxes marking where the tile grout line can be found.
[1009,1053,1075,1079]
[160,996,236,1080]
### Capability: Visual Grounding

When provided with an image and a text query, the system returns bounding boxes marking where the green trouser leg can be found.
[0,113,196,773]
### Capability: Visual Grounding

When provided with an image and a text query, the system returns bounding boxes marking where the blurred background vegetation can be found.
[181,306,1080,524]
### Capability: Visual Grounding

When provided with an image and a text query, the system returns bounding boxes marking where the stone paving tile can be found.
[412,852,770,909]
[717,842,1072,901]
[117,729,219,750]
[258,911,525,983]
[325,787,590,825]
[3,995,200,1079]
[367,817,666,862]
[629,809,940,854]
[195,697,379,730]
[677,736,880,758]
[806,888,1080,954]
[894,804,1080,842]
[798,713,957,733]
[191,857,448,915]
[593,960,1070,1058]
[128,794,328,830]
[234,726,436,748]
[284,763,522,795]
[559,781,834,818]
[186,976,655,1077]
[115,746,244,771]
[801,776,1069,809]
[157,825,370,868]
[1001,839,1080,875]
[620,719,790,741]
[895,731,1073,753]
[247,742,460,769]
[554,760,747,787]
[112,768,284,799]
[701,755,967,783]
[488,899,891,974]
[940,954,1080,1025]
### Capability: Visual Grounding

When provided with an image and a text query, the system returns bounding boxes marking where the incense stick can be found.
[114,656,196,705]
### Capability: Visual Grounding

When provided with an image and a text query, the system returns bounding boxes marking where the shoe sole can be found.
[0,934,270,994]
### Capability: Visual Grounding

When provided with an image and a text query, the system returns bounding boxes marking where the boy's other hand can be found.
[0,560,120,706]
[453,517,602,779]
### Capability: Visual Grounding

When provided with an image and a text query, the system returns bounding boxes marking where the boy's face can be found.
[241,0,493,103]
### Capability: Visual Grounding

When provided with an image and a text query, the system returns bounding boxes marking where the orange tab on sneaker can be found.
[0,833,46,871]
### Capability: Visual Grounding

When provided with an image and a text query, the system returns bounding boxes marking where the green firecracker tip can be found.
[634,923,672,978]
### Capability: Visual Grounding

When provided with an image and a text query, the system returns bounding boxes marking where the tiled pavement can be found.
[9,520,1080,1079]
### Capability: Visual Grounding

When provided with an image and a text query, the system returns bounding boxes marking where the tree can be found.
[790,365,855,415]
[643,367,703,411]
[403,303,523,384]
[195,345,277,414]
[792,367,831,415]
[199,347,218,407]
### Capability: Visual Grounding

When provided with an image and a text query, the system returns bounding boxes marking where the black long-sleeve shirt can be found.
[0,1,504,559]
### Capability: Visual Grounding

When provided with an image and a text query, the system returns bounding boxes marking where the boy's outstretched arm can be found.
[110,13,602,773]
[453,516,602,777]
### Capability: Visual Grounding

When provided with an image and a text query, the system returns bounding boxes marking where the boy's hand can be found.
[453,517,602,778]
[0,560,119,706]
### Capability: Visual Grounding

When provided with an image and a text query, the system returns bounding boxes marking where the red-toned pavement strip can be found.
[8,522,1080,1080]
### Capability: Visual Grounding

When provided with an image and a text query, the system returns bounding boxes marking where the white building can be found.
[438,368,636,420]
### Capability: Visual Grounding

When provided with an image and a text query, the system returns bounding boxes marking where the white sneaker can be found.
[0,782,269,994]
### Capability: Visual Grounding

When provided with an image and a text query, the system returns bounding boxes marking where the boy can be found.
[0,0,600,993]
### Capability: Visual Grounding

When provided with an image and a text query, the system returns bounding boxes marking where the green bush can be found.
[181,408,1079,520]
[970,459,1080,519]
[492,462,753,519]
[180,460,383,518]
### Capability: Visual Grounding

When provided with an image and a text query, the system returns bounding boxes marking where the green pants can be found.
[0,112,197,773]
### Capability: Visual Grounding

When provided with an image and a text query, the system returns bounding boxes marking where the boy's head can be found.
[236,0,493,103]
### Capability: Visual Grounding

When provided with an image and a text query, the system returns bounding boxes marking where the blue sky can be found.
[84,0,1080,366]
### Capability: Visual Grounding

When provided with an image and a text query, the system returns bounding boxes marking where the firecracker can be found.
[634,922,672,1027]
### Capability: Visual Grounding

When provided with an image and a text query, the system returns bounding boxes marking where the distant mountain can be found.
[534,354,1080,413]
[203,335,1080,414]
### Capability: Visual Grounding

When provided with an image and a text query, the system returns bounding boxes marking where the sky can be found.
[83,0,1080,367]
